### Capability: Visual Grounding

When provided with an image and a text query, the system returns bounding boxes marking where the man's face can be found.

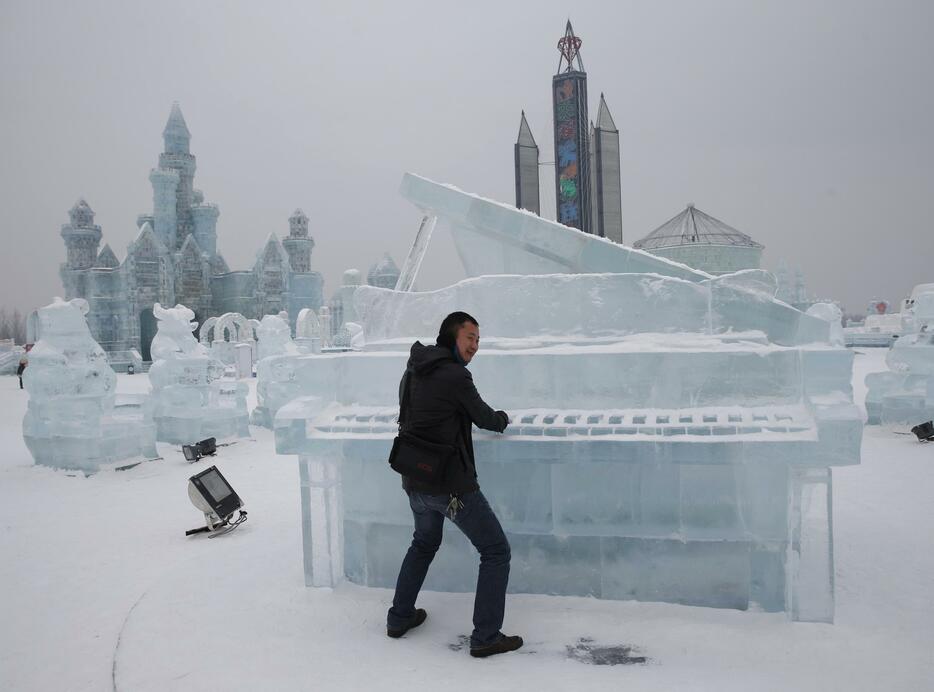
[455,322,480,364]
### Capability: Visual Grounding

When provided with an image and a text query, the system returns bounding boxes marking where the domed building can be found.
[633,204,763,276]
[367,253,401,289]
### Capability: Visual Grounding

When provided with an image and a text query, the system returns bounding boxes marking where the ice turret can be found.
[61,199,102,270]
[149,167,180,251]
[157,103,197,250]
[191,201,219,257]
[283,208,314,273]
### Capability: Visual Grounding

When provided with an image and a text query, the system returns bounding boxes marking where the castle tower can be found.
[283,208,314,273]
[149,167,180,251]
[514,111,540,215]
[191,189,220,258]
[590,94,622,243]
[158,102,197,250]
[60,199,102,270]
[552,20,591,233]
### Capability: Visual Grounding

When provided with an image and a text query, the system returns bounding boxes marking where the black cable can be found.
[209,510,247,538]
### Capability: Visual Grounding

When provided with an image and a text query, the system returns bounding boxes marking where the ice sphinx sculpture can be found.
[270,174,862,622]
[22,297,157,472]
[148,303,249,443]
[865,284,934,425]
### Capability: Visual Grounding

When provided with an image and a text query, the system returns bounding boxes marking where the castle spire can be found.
[163,102,191,154]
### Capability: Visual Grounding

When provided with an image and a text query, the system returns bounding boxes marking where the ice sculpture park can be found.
[266,174,862,623]
[22,299,250,472]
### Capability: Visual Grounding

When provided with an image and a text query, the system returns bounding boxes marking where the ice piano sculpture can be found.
[272,175,862,622]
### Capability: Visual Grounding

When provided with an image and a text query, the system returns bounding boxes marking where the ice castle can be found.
[59,103,324,365]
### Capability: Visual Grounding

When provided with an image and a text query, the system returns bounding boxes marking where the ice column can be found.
[395,214,437,292]
[299,455,344,587]
[787,468,834,622]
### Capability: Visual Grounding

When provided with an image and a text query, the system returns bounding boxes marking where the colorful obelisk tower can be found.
[552,20,590,233]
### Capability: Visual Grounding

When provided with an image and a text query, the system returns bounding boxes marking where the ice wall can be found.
[22,297,157,472]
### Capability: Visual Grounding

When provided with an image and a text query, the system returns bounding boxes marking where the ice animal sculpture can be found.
[865,284,934,425]
[270,174,862,623]
[148,303,249,443]
[22,297,157,472]
[256,312,297,361]
[251,313,301,427]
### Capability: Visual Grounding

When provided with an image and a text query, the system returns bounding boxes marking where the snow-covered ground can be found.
[2,348,932,691]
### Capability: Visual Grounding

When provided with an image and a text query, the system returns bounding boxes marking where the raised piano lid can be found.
[399,172,706,281]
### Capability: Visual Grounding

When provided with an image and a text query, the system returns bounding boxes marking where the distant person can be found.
[16,355,27,390]
[386,311,523,658]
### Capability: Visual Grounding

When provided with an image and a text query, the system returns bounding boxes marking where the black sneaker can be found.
[470,634,524,658]
[387,608,427,638]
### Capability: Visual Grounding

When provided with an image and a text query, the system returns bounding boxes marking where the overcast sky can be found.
[1,0,931,317]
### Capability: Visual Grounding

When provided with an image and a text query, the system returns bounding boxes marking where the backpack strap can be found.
[397,366,414,432]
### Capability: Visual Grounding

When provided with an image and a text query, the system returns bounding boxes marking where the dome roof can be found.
[68,198,96,227]
[367,253,400,288]
[633,204,763,251]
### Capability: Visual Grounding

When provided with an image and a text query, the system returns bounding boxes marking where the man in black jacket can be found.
[386,312,523,658]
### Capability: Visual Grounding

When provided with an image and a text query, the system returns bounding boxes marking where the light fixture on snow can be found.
[911,421,934,442]
[186,465,247,537]
[182,437,218,462]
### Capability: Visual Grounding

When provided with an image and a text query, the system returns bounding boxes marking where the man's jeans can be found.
[387,490,511,647]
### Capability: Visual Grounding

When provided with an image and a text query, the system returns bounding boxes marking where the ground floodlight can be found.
[182,437,218,462]
[186,465,246,536]
[198,437,217,456]
[910,421,934,442]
